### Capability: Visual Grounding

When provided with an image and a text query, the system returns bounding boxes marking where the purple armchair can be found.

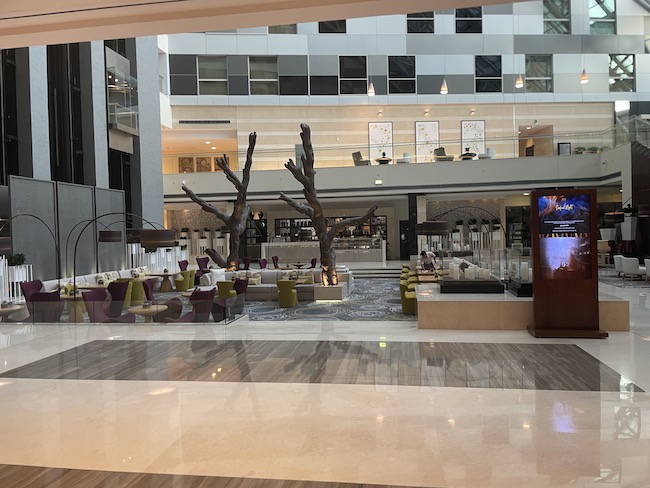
[309,258,317,268]
[167,288,215,323]
[272,255,280,269]
[259,258,268,269]
[82,289,136,323]
[195,256,210,285]
[142,278,183,322]
[178,260,189,271]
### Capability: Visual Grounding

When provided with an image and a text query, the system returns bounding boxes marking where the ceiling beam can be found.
[0,0,527,49]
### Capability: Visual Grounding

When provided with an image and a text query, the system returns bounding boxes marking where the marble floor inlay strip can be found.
[0,464,422,488]
[0,340,640,392]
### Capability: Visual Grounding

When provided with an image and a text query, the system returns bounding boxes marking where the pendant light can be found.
[440,78,448,95]
[580,68,589,84]
[515,74,524,89]
[367,82,376,96]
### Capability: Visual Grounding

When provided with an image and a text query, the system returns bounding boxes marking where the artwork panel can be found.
[179,157,194,173]
[415,121,439,163]
[368,122,393,161]
[461,120,486,155]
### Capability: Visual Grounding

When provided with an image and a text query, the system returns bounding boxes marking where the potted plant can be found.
[7,253,25,266]
[575,146,586,154]
[588,146,600,153]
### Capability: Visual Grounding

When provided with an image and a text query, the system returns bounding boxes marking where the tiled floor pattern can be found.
[0,340,639,392]
[0,266,647,487]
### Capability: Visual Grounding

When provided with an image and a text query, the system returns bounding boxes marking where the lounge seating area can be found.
[199,267,354,301]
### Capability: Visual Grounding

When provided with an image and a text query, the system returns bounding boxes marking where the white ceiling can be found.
[0,0,528,49]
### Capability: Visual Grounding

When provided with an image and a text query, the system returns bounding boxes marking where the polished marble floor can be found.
[0,272,648,487]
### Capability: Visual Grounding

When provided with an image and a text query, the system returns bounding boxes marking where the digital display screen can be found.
[538,194,591,280]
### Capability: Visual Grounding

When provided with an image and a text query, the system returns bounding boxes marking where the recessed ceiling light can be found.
[205,141,211,144]
[211,146,216,150]
[526,126,532,130]
[523,192,530,196]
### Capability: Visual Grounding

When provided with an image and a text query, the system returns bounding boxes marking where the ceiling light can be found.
[211,146,216,150]
[526,126,532,130]
[367,82,376,97]
[440,78,448,95]
[580,69,589,84]
[205,141,211,144]
[515,74,524,89]
[523,192,530,196]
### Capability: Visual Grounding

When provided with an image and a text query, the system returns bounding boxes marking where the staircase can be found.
[347,262,406,279]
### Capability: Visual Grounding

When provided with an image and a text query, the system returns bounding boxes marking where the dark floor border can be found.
[0,464,421,488]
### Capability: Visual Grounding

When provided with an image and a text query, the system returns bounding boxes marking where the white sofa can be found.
[199,267,354,301]
[41,267,163,292]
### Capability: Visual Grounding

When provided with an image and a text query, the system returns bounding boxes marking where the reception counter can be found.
[262,238,386,264]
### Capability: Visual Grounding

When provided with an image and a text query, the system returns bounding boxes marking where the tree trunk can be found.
[319,237,338,286]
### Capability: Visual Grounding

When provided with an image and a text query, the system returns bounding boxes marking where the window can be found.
[319,20,346,33]
[339,56,367,94]
[269,24,297,34]
[197,56,227,95]
[249,56,278,95]
[590,0,615,34]
[609,54,634,92]
[475,55,502,92]
[543,0,570,34]
[407,12,434,33]
[525,55,553,92]
[388,56,415,94]
[456,7,482,33]
[310,76,338,95]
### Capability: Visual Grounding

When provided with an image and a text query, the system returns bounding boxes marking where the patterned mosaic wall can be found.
[167,208,229,232]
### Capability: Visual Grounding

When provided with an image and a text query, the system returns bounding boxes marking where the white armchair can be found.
[613,255,624,277]
[621,257,646,280]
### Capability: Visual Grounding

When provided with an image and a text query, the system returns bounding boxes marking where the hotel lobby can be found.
[1,0,650,486]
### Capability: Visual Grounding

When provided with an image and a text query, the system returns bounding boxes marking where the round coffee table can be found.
[128,304,167,323]
[0,304,24,322]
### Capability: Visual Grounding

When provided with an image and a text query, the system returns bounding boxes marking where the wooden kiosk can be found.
[529,189,608,338]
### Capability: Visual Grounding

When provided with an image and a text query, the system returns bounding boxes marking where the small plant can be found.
[588,146,600,153]
[601,146,611,152]
[7,253,25,266]
[575,146,586,154]
[455,219,464,226]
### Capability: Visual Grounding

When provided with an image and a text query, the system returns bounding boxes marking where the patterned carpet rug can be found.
[243,278,414,321]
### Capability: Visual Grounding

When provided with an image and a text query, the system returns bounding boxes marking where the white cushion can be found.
[209,269,226,284]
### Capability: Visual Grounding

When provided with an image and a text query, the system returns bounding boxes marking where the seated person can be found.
[420,250,438,271]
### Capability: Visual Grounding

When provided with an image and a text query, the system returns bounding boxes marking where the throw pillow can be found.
[209,269,226,284]
[248,277,260,285]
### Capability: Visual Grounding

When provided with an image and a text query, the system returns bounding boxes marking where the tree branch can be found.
[279,192,314,217]
[206,248,228,268]
[181,184,231,225]
[329,205,379,238]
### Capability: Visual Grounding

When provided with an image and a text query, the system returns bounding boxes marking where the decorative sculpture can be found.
[280,124,378,286]
[182,132,257,270]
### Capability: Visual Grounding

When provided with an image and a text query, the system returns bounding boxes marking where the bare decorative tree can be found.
[280,123,378,286]
[182,132,257,270]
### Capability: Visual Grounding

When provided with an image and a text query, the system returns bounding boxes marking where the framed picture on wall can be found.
[461,120,486,155]
[368,122,393,161]
[557,142,571,156]
[179,157,194,173]
[196,157,212,172]
[415,121,439,163]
